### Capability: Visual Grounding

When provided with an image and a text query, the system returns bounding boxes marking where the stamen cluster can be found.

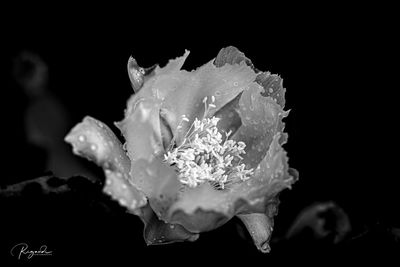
[164,97,254,189]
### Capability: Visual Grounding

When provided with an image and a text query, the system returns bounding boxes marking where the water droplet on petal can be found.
[78,135,85,142]
[137,172,145,183]
[269,87,274,93]
[215,91,221,96]
[119,199,127,206]
[146,168,155,176]
[90,144,97,151]
[233,82,238,86]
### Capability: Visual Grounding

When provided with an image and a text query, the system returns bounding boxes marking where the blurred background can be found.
[0,9,397,264]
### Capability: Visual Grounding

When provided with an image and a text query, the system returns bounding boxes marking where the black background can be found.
[1,6,397,265]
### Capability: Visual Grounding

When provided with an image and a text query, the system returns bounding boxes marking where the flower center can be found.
[163,96,254,189]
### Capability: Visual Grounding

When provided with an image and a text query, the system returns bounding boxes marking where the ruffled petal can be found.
[231,78,288,170]
[214,46,253,68]
[65,116,130,172]
[256,72,286,108]
[228,132,296,214]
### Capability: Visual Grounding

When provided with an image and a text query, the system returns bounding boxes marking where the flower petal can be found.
[168,205,230,233]
[214,46,254,68]
[230,77,288,169]
[130,157,181,220]
[256,72,286,108]
[237,213,273,253]
[131,50,257,145]
[118,98,164,162]
[127,56,145,93]
[229,132,297,214]
[135,204,199,245]
[103,169,147,210]
[64,116,147,210]
[212,92,243,138]
[168,183,232,232]
[65,116,130,172]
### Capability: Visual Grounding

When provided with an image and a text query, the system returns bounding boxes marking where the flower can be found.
[65,46,298,252]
